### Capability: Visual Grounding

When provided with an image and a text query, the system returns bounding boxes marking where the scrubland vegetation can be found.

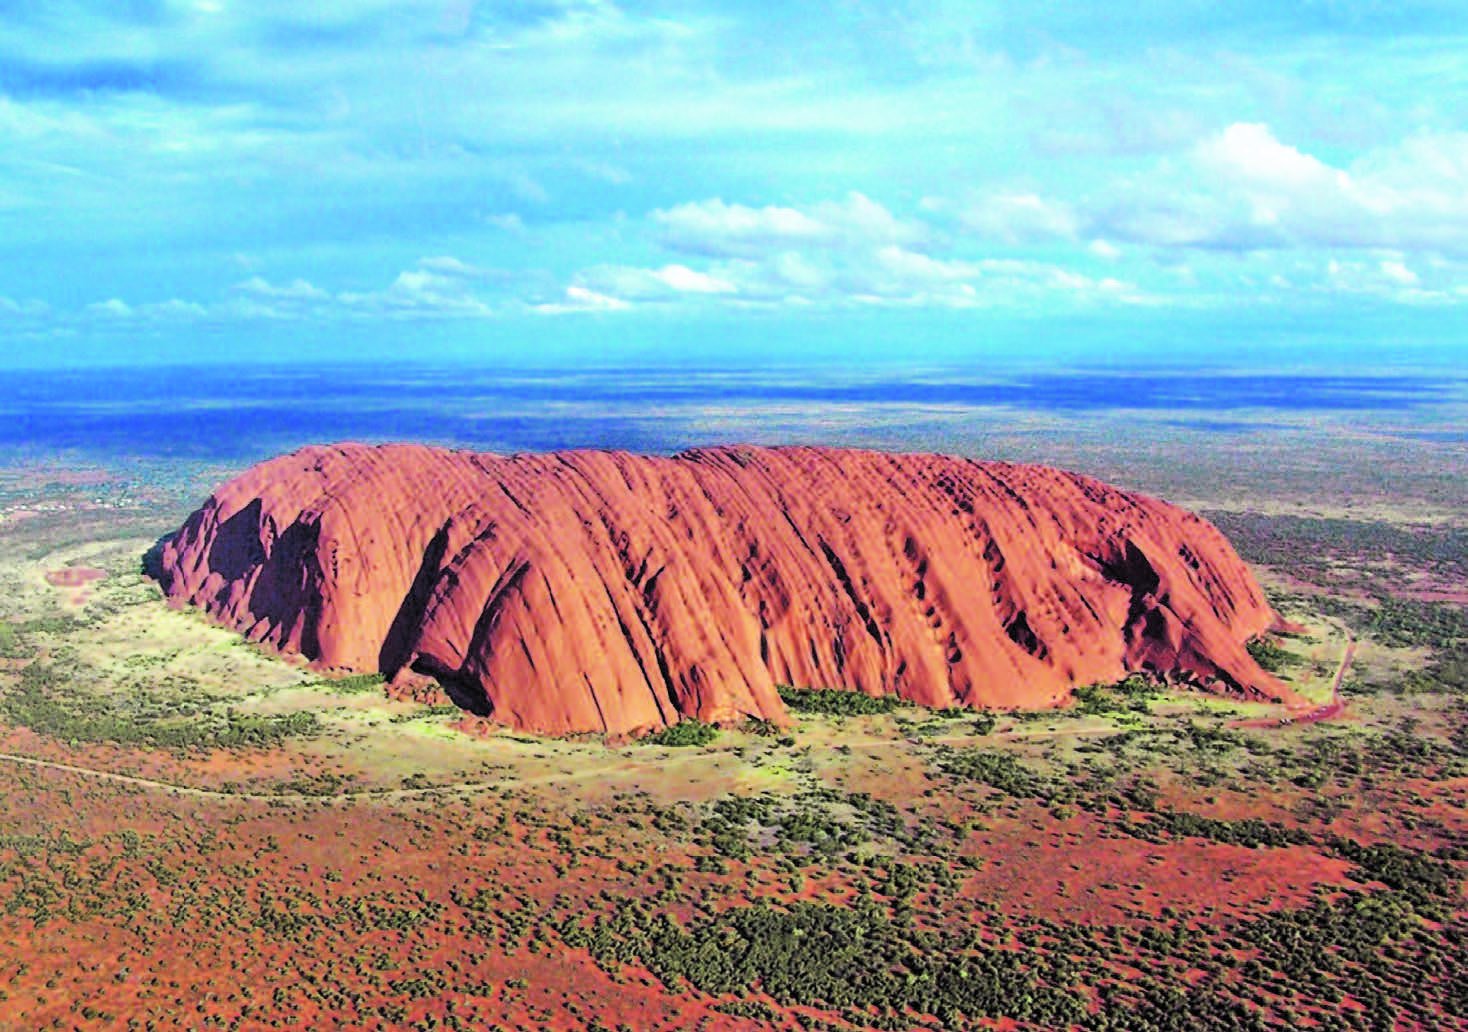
[2,663,320,751]
[0,462,1463,1030]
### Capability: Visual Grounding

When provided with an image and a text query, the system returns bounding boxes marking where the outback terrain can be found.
[0,434,1463,1031]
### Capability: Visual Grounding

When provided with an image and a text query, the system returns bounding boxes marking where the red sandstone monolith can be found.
[156,444,1295,735]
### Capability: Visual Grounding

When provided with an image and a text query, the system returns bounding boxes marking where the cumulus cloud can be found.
[955,192,1082,243]
[229,277,331,320]
[9,0,1468,361]
[141,298,209,320]
[356,275,493,317]
[1105,123,1468,255]
[533,285,632,314]
[553,234,1149,312]
[86,298,134,318]
[1319,256,1460,304]
[414,256,492,277]
[1198,123,1347,196]
[227,258,503,321]
[484,213,526,233]
[654,192,922,257]
[1378,258,1418,286]
[622,191,1145,310]
[44,294,211,330]
[25,116,1468,339]
[0,296,49,317]
[237,277,329,301]
[863,248,1139,305]
[575,263,738,301]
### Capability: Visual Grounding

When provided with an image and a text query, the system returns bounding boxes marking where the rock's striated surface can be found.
[155,443,1296,735]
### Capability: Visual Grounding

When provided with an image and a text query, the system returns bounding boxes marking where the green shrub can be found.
[937,748,1057,800]
[1246,637,1297,673]
[643,719,719,747]
[1071,674,1163,715]
[320,673,386,695]
[0,622,23,659]
[577,898,1085,1026]
[0,664,319,751]
[778,686,900,716]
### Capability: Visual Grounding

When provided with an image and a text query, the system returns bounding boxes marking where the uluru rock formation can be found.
[155,443,1296,736]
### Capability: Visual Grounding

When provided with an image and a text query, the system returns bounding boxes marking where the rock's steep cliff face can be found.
[156,443,1295,735]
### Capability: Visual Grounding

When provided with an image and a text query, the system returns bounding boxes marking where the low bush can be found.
[643,719,719,747]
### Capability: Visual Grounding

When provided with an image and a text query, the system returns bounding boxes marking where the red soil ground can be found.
[44,567,107,588]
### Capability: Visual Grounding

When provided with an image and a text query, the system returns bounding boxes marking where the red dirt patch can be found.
[45,567,107,588]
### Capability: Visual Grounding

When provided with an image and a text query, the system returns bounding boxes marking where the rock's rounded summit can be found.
[156,443,1294,735]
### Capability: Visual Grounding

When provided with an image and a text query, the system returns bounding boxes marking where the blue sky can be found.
[2,1,1467,369]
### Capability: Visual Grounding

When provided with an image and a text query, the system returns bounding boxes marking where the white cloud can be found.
[343,260,496,318]
[1317,255,1461,304]
[956,192,1081,242]
[8,0,1468,347]
[86,298,134,318]
[554,232,1151,313]
[1197,123,1347,196]
[651,264,736,294]
[873,246,981,284]
[0,296,49,317]
[571,262,737,304]
[499,169,550,205]
[1378,258,1418,286]
[415,256,491,277]
[141,299,209,320]
[604,191,1152,311]
[533,285,632,314]
[237,277,329,301]
[764,252,831,290]
[576,159,631,184]
[1108,123,1468,255]
[862,247,1140,304]
[485,213,526,233]
[654,192,921,257]
[48,294,212,330]
[23,255,508,331]
[229,259,502,320]
[654,199,824,255]
[0,96,106,142]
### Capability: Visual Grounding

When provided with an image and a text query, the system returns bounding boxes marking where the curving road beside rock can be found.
[155,443,1296,736]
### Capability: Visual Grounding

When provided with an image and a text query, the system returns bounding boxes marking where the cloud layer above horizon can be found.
[3,1,1467,366]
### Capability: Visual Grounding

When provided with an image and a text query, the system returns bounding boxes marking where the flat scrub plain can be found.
[0,447,1463,1031]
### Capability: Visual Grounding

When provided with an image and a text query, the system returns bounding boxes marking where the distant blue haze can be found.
[5,365,1464,465]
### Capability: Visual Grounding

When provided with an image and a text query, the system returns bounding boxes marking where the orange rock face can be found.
[155,443,1295,735]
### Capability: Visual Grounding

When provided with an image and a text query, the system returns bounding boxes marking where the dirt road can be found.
[1233,623,1355,730]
